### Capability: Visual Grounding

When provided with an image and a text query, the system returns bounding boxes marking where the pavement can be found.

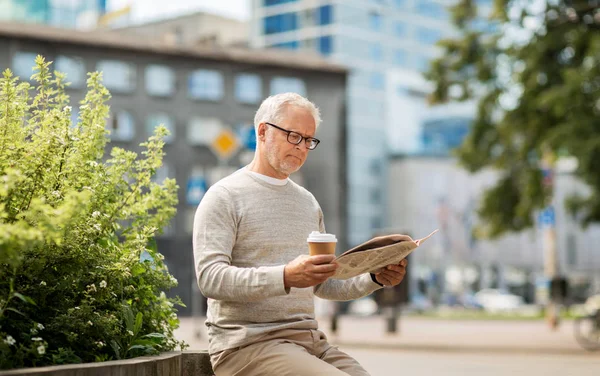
[174,314,599,357]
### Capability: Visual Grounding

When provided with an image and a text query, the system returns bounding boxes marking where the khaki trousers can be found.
[211,328,370,376]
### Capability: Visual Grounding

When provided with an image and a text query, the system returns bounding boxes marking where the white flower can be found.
[37,345,45,355]
[87,321,94,326]
[4,336,15,346]
[87,284,97,292]
[74,306,80,310]
[30,328,38,335]
[99,280,107,288]
[127,330,134,336]
[31,337,43,342]
[96,341,105,348]
[51,190,61,198]
[37,323,44,330]
[40,281,46,286]
[93,224,102,231]
[92,211,101,218]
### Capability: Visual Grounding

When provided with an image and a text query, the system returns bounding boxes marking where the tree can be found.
[426,0,600,238]
[0,56,184,369]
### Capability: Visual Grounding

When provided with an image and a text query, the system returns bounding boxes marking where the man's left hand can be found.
[374,259,408,287]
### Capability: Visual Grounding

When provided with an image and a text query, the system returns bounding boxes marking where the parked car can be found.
[474,289,524,312]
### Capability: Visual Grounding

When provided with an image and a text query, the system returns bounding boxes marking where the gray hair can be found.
[253,92,322,132]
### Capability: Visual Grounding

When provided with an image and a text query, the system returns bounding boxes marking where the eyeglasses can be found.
[265,122,321,150]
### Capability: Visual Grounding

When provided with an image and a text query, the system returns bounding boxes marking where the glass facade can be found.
[318,5,332,25]
[264,0,297,6]
[319,36,332,56]
[264,12,297,35]
[0,0,107,29]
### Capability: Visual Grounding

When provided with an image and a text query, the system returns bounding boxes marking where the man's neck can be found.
[247,156,289,180]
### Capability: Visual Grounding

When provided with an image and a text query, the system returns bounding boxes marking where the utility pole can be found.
[541,150,559,330]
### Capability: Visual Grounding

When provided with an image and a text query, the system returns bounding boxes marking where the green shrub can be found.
[0,56,186,370]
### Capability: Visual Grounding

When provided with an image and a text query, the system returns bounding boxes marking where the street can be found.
[176,315,600,375]
[345,348,600,376]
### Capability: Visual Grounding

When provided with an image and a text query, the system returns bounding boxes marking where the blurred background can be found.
[1,0,600,373]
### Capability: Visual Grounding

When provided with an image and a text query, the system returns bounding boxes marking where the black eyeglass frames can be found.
[265,122,321,150]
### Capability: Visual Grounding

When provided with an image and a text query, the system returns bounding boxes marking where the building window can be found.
[371,216,383,231]
[145,64,176,97]
[270,76,306,96]
[394,49,408,67]
[394,0,406,8]
[318,5,332,25]
[235,74,262,104]
[272,41,299,50]
[319,36,333,56]
[55,55,85,88]
[416,27,443,45]
[369,12,382,31]
[97,60,136,93]
[394,22,405,37]
[107,110,135,142]
[415,55,432,72]
[188,70,223,101]
[264,12,298,35]
[264,0,297,6]
[371,188,382,204]
[146,113,175,143]
[370,43,383,61]
[370,72,385,90]
[187,117,223,146]
[186,167,207,205]
[152,163,173,184]
[416,1,448,20]
[12,52,37,80]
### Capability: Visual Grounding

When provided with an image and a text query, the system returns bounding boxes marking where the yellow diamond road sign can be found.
[210,129,240,160]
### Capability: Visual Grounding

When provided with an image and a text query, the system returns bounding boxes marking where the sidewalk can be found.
[175,315,596,357]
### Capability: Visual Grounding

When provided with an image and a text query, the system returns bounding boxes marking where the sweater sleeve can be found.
[312,206,383,300]
[193,185,289,302]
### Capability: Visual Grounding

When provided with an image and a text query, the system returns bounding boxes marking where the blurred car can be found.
[474,288,524,312]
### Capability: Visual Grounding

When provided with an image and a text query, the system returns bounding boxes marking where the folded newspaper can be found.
[332,230,439,280]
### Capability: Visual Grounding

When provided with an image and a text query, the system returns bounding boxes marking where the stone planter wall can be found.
[0,350,213,376]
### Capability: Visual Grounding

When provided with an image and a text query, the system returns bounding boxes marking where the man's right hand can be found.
[284,254,338,289]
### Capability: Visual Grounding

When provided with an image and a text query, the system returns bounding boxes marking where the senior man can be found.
[193,92,407,375]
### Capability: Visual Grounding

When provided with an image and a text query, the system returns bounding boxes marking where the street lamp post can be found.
[541,151,559,330]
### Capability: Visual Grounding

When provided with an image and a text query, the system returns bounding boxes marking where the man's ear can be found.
[257,122,267,141]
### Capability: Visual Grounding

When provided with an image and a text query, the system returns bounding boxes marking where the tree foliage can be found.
[0,56,184,369]
[427,0,600,237]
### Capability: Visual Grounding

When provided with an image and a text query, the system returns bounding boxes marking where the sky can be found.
[107,0,251,24]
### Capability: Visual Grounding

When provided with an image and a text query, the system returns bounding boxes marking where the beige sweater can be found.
[193,168,381,355]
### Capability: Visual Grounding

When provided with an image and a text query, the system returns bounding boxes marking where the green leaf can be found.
[133,312,142,336]
[12,292,37,306]
[5,307,26,317]
[110,340,122,360]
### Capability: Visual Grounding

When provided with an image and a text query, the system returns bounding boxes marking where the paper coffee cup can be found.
[307,231,337,256]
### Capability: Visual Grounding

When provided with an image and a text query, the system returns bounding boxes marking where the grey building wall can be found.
[0,29,348,315]
[387,156,600,301]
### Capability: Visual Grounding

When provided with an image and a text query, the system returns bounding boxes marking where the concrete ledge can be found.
[0,351,214,376]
